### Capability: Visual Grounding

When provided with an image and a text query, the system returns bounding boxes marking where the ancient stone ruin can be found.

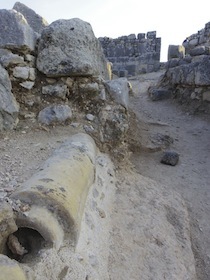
[149,21,210,113]
[0,2,131,155]
[99,32,161,77]
[0,2,209,280]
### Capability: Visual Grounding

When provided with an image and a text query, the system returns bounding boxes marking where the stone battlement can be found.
[99,31,161,77]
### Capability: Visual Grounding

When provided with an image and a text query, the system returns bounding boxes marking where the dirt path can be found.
[128,72,210,280]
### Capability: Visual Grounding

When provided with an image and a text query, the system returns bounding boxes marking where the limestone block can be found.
[0,49,25,68]
[98,105,129,144]
[189,46,208,56]
[147,31,156,39]
[25,54,36,65]
[203,91,210,102]
[168,45,185,60]
[37,18,110,79]
[188,38,198,48]
[10,133,97,248]
[194,56,210,86]
[137,33,145,40]
[104,78,129,109]
[0,255,26,280]
[78,82,100,96]
[29,68,36,81]
[42,83,69,100]
[13,66,29,80]
[38,104,72,125]
[0,64,19,130]
[0,9,37,53]
[13,2,48,34]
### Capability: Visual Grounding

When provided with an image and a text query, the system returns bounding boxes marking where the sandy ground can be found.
[0,71,209,279]
[128,72,210,280]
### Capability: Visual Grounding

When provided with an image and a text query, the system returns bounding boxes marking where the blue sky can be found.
[1,0,210,61]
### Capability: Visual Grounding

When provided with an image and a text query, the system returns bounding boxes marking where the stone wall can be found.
[151,21,210,114]
[183,21,210,55]
[99,32,161,77]
[0,3,132,155]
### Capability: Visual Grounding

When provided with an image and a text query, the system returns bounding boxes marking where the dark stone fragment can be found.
[160,151,179,166]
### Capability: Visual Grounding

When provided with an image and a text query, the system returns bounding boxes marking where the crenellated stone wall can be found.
[99,31,161,77]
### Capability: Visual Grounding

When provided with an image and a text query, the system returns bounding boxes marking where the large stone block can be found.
[168,45,185,60]
[0,9,37,53]
[105,78,129,108]
[194,56,210,85]
[37,18,110,79]
[38,104,72,125]
[0,49,25,68]
[189,46,209,56]
[13,2,48,34]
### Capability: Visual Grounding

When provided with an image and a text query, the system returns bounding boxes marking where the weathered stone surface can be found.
[37,18,110,79]
[98,105,129,145]
[203,91,210,102]
[29,67,36,80]
[168,45,185,60]
[25,54,36,65]
[194,56,210,85]
[165,58,179,69]
[78,82,100,96]
[165,56,210,86]
[104,78,129,108]
[38,104,72,125]
[183,21,210,56]
[13,66,29,79]
[189,46,209,56]
[0,9,37,52]
[13,2,48,34]
[0,49,25,68]
[42,83,69,100]
[0,64,19,130]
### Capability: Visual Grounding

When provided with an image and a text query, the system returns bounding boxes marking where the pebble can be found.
[86,114,95,121]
